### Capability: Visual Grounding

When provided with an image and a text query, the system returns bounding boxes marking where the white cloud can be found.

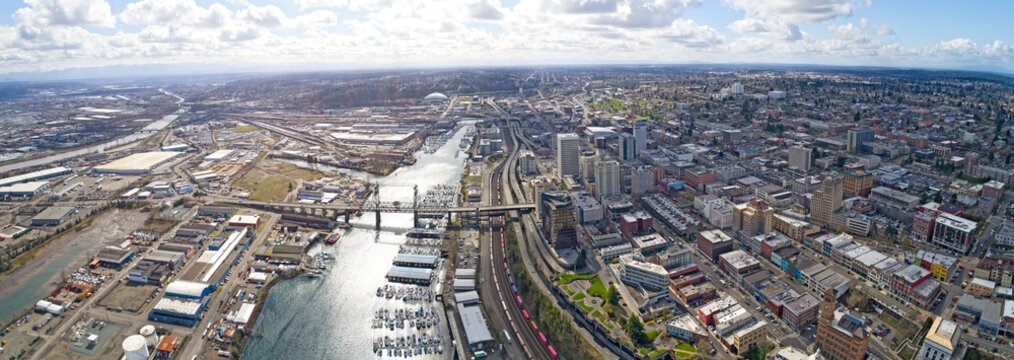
[727,18,801,41]
[873,24,894,36]
[294,10,339,27]
[238,5,288,28]
[14,0,115,28]
[120,0,232,28]
[724,0,853,23]
[0,0,1010,74]
[294,0,348,8]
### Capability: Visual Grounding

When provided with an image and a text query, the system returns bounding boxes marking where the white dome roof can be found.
[423,92,448,101]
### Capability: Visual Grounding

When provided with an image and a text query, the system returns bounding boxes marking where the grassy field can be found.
[572,292,587,300]
[644,330,660,342]
[675,343,695,352]
[141,218,178,233]
[234,169,293,201]
[228,124,261,132]
[557,273,594,284]
[266,161,324,181]
[576,300,593,312]
[587,276,607,298]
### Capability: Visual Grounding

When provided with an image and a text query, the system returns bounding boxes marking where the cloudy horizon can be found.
[1,0,1012,78]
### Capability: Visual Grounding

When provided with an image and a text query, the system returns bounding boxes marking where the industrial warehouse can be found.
[93,151,183,174]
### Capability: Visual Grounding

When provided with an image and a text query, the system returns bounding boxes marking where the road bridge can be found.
[214,198,535,229]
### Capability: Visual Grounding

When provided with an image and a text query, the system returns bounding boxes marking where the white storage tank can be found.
[122,335,149,360]
[140,325,158,348]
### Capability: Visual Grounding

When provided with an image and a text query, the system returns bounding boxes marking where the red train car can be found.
[516,295,523,306]
[548,345,558,360]
[538,332,548,346]
[522,310,529,320]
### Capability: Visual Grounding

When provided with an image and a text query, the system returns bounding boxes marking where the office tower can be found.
[556,133,580,178]
[731,82,744,94]
[519,150,537,175]
[788,146,812,172]
[620,133,636,162]
[634,123,647,152]
[732,199,773,236]
[815,288,870,360]
[843,170,873,197]
[540,191,578,249]
[847,127,874,153]
[630,166,655,196]
[811,174,843,228]
[595,160,620,198]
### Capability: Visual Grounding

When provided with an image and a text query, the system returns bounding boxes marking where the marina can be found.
[243,123,473,360]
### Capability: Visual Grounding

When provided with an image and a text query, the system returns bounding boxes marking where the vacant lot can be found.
[98,282,157,312]
[264,160,324,181]
[233,168,293,201]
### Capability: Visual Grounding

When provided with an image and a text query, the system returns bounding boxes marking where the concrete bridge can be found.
[216,198,535,229]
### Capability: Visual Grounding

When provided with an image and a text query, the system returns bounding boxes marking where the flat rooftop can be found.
[95,151,182,172]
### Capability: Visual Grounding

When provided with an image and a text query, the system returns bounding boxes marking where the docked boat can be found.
[326,232,340,244]
[337,222,352,230]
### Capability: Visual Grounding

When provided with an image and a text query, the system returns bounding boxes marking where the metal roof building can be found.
[31,206,75,226]
[0,167,70,187]
[165,280,211,299]
[387,266,432,285]
[392,254,439,268]
[456,303,493,349]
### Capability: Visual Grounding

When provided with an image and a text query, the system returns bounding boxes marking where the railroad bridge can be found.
[219,198,535,229]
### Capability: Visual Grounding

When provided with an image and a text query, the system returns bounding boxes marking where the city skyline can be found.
[1,0,1013,77]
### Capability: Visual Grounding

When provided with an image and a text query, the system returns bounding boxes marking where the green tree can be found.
[626,314,645,344]
[607,285,620,306]
[885,225,898,237]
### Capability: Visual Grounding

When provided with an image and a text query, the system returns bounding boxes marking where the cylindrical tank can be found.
[140,325,158,348]
[122,335,149,360]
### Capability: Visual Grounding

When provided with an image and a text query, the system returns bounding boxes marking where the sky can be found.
[0,0,1012,77]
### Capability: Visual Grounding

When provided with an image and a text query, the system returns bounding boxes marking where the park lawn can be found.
[648,348,668,358]
[557,273,594,284]
[576,300,593,313]
[562,284,574,295]
[572,292,587,301]
[644,330,660,342]
[587,275,607,298]
[674,351,694,359]
[675,343,696,352]
[590,310,601,318]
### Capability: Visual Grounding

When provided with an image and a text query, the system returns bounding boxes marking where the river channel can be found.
[243,123,473,359]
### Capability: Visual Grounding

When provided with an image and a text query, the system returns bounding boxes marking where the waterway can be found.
[0,113,179,173]
[243,123,474,359]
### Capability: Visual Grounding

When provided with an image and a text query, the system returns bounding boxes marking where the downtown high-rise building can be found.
[847,127,875,153]
[788,145,812,172]
[634,123,647,153]
[811,174,844,228]
[595,160,621,198]
[540,191,578,249]
[620,132,637,162]
[556,133,581,178]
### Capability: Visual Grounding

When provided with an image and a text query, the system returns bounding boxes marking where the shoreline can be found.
[0,208,131,323]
